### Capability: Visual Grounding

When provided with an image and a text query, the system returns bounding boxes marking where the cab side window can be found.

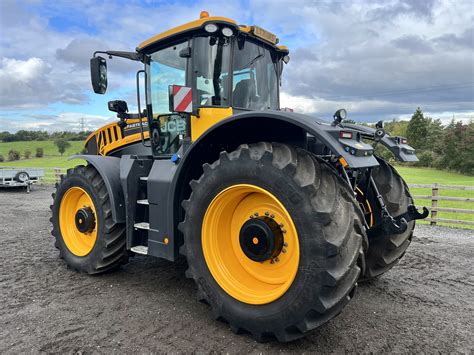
[149,42,188,114]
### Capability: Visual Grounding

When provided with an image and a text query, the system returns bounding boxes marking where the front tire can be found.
[179,143,365,342]
[50,165,128,274]
[362,157,415,280]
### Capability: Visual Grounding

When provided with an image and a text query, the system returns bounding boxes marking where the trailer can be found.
[0,168,44,192]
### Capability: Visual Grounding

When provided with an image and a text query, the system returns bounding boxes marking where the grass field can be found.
[1,141,472,229]
[0,141,85,168]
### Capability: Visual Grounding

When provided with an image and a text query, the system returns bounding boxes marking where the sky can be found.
[0,0,473,132]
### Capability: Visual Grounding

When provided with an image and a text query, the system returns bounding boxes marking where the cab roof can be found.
[137,12,288,53]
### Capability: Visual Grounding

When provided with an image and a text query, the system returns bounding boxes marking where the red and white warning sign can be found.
[169,85,193,113]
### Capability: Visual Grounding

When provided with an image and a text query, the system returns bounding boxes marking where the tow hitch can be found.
[366,174,429,239]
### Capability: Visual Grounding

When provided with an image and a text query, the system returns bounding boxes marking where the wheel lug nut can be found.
[274,257,279,262]
[265,211,269,216]
[282,229,287,234]
[270,214,275,219]
[254,212,259,217]
[283,242,288,247]
[282,249,287,253]
[279,223,284,228]
[270,259,274,264]
[250,215,254,219]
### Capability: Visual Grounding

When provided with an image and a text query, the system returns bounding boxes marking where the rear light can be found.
[339,131,353,139]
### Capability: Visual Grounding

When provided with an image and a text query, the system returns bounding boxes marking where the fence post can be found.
[54,168,61,184]
[431,183,438,226]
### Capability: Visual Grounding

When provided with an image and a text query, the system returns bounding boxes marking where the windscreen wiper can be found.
[242,50,264,70]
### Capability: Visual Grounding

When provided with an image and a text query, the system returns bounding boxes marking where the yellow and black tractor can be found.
[51,12,428,341]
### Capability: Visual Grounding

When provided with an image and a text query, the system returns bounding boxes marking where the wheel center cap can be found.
[75,207,96,233]
[239,217,283,262]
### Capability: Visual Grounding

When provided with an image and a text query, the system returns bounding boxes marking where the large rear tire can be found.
[179,142,365,342]
[50,165,128,274]
[362,157,415,280]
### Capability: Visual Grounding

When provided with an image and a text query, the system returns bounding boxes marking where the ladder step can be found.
[140,176,148,181]
[134,222,149,230]
[137,199,149,205]
[131,245,148,255]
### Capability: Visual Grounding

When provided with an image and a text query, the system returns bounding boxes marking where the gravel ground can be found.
[1,186,473,353]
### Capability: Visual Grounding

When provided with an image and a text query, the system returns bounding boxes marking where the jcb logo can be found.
[162,119,186,133]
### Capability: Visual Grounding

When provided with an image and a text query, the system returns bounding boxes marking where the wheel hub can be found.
[239,216,283,262]
[75,207,96,233]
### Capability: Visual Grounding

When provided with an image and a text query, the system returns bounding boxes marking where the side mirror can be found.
[169,85,193,113]
[90,56,107,94]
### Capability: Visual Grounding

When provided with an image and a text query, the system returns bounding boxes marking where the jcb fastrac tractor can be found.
[51,12,428,342]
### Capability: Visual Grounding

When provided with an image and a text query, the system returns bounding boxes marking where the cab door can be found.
[146,40,190,156]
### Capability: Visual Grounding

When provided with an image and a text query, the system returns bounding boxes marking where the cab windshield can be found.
[193,36,280,110]
[232,39,279,110]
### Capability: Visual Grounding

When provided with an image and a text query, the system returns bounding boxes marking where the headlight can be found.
[339,109,347,119]
[221,27,233,37]
[204,24,218,33]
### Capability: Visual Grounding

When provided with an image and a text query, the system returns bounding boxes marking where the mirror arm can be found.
[93,50,141,61]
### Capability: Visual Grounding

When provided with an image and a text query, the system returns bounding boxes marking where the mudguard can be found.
[345,124,419,162]
[69,155,125,223]
[185,111,380,168]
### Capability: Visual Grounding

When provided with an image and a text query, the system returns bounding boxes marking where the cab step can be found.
[134,222,149,230]
[131,245,148,255]
[137,199,149,205]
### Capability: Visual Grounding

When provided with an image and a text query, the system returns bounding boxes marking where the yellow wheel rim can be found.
[202,184,300,305]
[59,186,98,256]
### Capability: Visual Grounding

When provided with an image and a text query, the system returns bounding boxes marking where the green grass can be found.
[394,165,474,230]
[395,166,474,186]
[0,141,85,169]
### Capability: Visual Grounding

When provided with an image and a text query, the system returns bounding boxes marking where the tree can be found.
[437,121,474,175]
[36,147,44,158]
[384,119,409,138]
[406,107,429,150]
[8,150,20,161]
[54,139,71,156]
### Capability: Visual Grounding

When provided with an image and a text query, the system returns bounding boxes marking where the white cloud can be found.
[0,57,87,108]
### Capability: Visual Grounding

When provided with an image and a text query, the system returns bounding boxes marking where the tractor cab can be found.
[87,12,289,156]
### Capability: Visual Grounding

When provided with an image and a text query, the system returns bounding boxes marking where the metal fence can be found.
[35,167,66,184]
[408,184,474,227]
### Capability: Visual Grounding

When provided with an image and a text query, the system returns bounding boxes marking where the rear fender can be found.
[181,111,379,169]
